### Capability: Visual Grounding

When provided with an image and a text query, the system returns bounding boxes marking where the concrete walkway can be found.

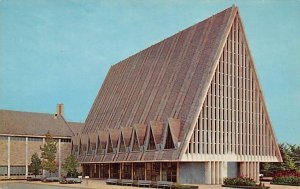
[0,180,299,189]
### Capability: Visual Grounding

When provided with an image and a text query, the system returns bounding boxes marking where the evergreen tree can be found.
[40,132,57,176]
[62,154,79,178]
[261,143,299,176]
[29,152,42,177]
[280,143,295,170]
[287,144,300,171]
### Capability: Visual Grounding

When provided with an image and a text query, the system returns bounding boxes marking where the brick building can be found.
[0,104,83,179]
[73,6,282,184]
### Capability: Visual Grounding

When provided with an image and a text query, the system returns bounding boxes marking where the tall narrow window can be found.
[146,163,160,181]
[165,126,175,149]
[148,129,156,150]
[132,131,140,151]
[133,163,145,180]
[79,141,83,155]
[121,163,132,179]
[96,137,102,154]
[107,136,113,153]
[110,163,120,179]
[87,139,93,155]
[119,134,126,153]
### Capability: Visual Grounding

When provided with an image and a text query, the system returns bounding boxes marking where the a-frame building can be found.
[72,6,282,184]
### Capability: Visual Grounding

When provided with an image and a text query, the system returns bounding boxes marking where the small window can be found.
[11,137,26,141]
[28,137,43,142]
[10,166,26,176]
[0,166,8,176]
[0,136,7,141]
[61,139,71,143]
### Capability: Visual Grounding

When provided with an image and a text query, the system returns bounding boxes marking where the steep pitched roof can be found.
[0,109,74,137]
[81,6,240,161]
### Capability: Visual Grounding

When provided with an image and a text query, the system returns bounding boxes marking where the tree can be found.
[62,154,79,178]
[287,144,300,171]
[40,132,57,176]
[280,143,295,170]
[260,143,299,176]
[29,153,42,177]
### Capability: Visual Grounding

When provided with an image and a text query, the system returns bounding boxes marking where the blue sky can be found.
[0,0,299,144]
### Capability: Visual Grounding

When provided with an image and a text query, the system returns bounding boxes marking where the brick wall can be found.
[28,141,43,162]
[61,142,71,162]
[0,136,73,178]
[0,140,7,166]
[10,141,26,165]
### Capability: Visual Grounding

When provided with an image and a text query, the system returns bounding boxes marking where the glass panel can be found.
[146,162,160,181]
[110,163,120,179]
[10,166,26,176]
[162,162,177,182]
[0,166,8,176]
[121,163,132,179]
[100,164,109,178]
[133,163,145,180]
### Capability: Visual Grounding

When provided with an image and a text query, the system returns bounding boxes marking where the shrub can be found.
[271,176,300,186]
[172,184,198,189]
[252,186,270,189]
[274,170,300,178]
[223,177,270,189]
[26,177,42,181]
[224,177,256,186]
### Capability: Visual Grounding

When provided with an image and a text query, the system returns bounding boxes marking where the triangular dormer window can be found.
[107,135,113,153]
[147,128,156,150]
[119,133,126,153]
[87,139,93,155]
[165,126,175,149]
[96,136,102,154]
[79,140,83,155]
[132,131,139,152]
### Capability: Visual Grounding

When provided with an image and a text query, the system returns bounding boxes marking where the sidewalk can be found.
[1,180,299,189]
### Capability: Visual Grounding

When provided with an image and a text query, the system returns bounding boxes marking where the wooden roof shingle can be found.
[0,110,74,137]
[81,6,238,161]
[68,122,84,136]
